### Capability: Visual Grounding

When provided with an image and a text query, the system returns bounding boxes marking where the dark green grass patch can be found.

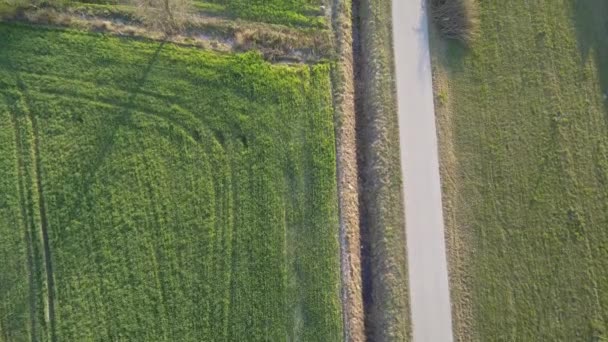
[0,23,342,341]
[436,0,608,340]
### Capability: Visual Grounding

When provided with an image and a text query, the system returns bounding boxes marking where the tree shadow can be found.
[85,41,166,178]
[66,40,166,221]
[30,42,165,337]
[428,21,471,75]
[572,0,608,114]
[3,31,166,339]
[16,40,166,234]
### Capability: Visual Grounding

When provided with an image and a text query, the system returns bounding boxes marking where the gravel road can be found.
[391,0,454,340]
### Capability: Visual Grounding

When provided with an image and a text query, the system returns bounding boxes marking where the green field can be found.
[436,0,608,340]
[73,0,326,28]
[0,23,342,341]
[195,0,326,28]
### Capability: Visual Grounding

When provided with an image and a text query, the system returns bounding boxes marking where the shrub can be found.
[134,0,192,34]
[430,0,479,44]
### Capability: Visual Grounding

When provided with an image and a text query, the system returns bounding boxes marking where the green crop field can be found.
[0,23,342,341]
[435,0,608,340]
[195,0,326,28]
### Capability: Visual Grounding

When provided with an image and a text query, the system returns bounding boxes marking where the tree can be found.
[135,0,192,34]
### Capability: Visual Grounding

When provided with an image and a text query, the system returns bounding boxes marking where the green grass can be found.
[436,0,608,340]
[72,0,326,28]
[196,0,326,28]
[356,0,410,340]
[0,23,342,341]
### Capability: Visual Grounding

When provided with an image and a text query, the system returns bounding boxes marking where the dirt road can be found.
[391,0,454,341]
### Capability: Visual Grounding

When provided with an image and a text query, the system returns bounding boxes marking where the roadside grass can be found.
[329,0,366,339]
[356,0,410,340]
[0,22,342,341]
[433,0,608,340]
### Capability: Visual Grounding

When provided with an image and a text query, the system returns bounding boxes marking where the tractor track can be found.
[7,92,39,342]
[15,77,58,342]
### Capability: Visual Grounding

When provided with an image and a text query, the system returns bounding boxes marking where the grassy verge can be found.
[355,0,410,340]
[0,3,334,62]
[432,0,608,340]
[329,0,365,340]
[75,0,327,28]
[0,22,343,341]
